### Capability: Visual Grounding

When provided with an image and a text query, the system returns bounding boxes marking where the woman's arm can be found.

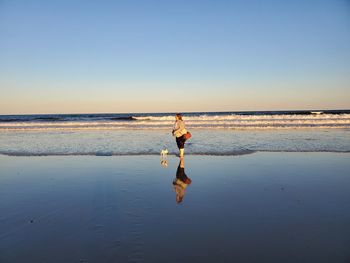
[172,121,179,135]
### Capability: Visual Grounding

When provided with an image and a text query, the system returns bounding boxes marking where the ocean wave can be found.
[133,114,350,121]
[1,113,350,130]
[1,122,350,131]
[109,116,137,121]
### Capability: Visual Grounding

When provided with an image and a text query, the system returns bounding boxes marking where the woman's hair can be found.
[176,113,183,121]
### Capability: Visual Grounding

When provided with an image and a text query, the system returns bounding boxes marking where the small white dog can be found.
[160,148,169,158]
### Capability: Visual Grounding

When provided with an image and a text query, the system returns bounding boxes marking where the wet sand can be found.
[0,153,350,263]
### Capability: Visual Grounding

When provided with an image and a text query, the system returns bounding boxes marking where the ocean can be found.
[1,110,350,156]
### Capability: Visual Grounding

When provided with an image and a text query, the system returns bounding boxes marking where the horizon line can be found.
[1,108,349,116]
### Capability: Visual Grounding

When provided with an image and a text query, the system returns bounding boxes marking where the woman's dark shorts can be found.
[176,135,186,149]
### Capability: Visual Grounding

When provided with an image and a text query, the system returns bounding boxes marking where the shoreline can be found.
[1,150,350,157]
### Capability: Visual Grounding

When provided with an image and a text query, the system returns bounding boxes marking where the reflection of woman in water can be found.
[173,158,192,203]
[172,113,187,158]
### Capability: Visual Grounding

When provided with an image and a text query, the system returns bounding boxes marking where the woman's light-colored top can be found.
[173,120,187,138]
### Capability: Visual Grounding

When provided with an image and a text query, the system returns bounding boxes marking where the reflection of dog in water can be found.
[160,148,169,168]
[160,159,168,167]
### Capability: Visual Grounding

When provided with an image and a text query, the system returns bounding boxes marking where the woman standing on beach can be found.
[172,113,187,157]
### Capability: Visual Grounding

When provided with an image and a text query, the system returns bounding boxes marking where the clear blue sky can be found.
[0,0,349,114]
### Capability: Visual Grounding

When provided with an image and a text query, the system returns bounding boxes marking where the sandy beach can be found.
[1,152,349,262]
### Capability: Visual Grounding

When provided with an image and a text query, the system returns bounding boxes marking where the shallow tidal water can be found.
[1,129,350,156]
[0,153,350,262]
